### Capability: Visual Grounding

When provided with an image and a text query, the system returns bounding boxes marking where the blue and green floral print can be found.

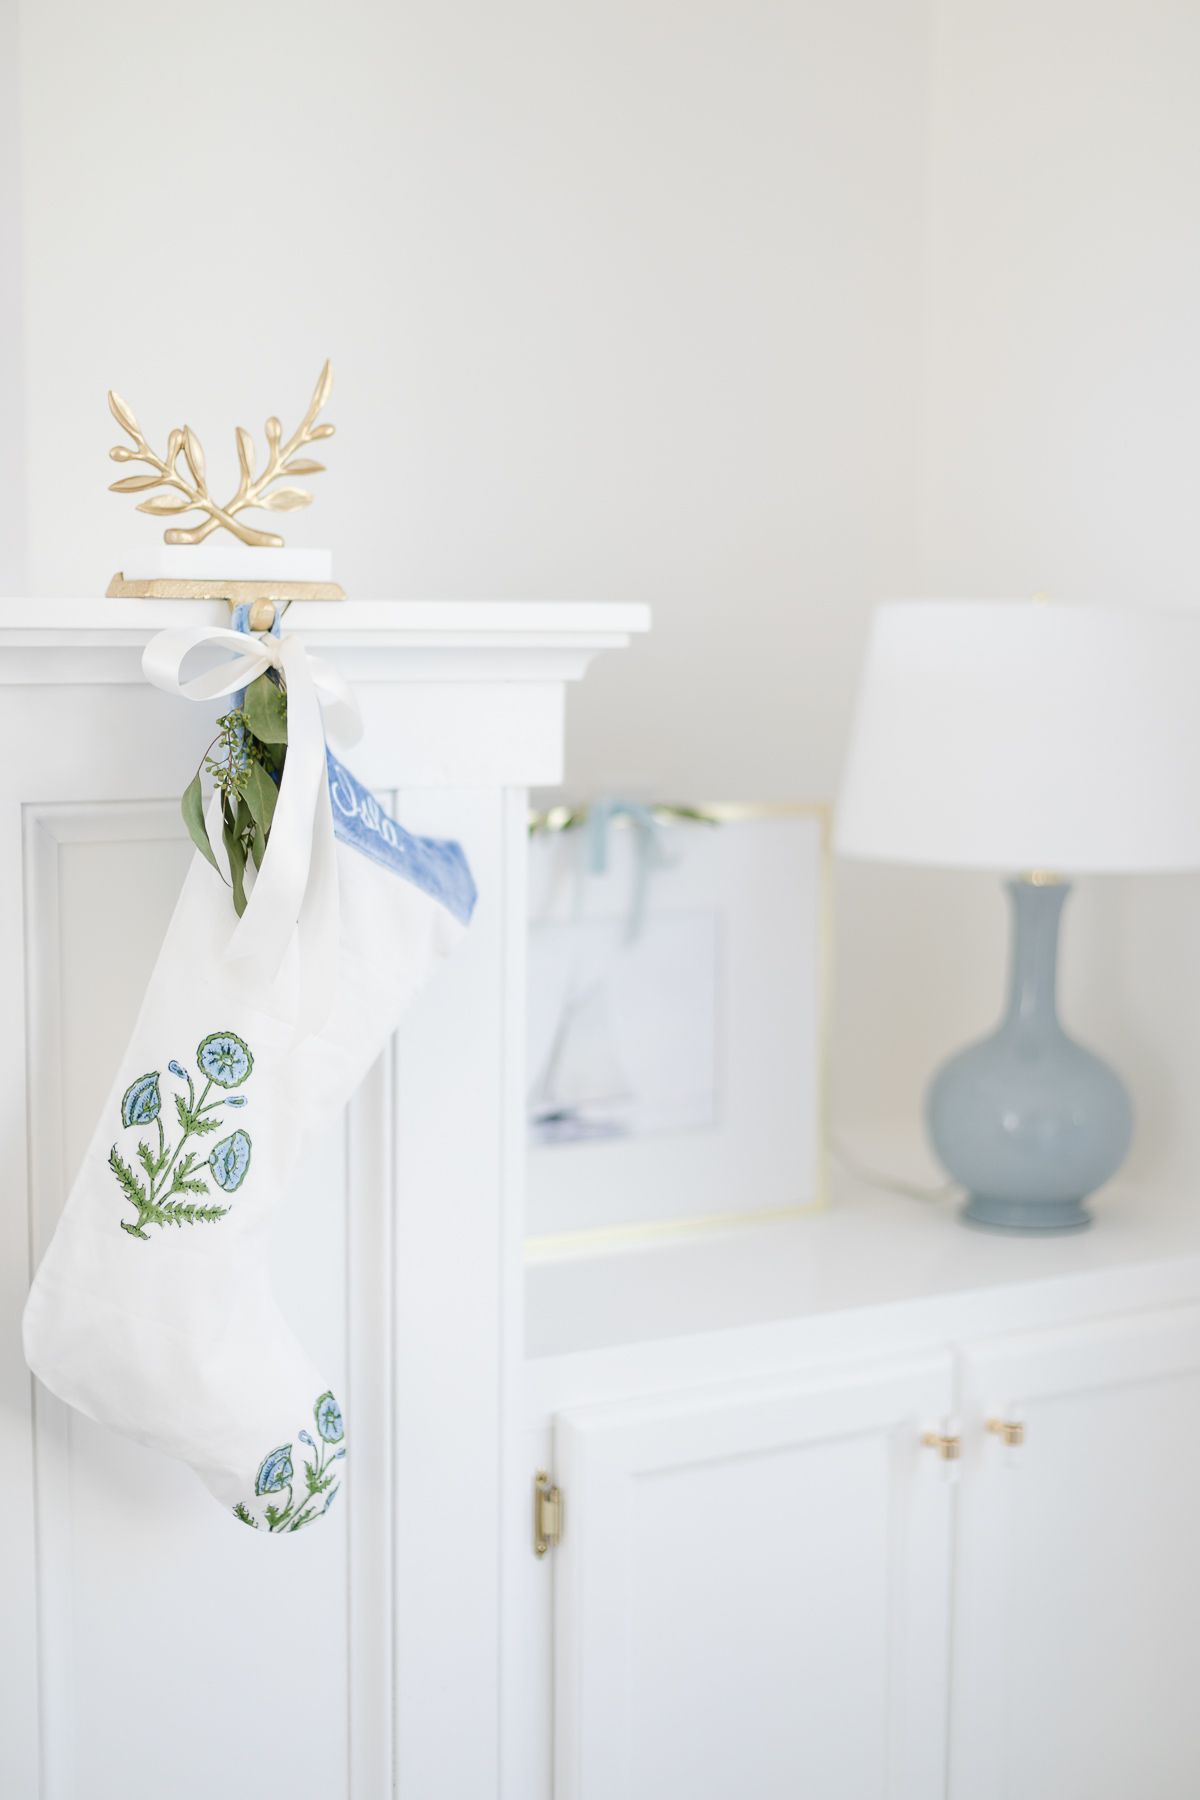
[255,1445,294,1496]
[110,1031,254,1238]
[209,1128,252,1192]
[120,1072,162,1128]
[197,1031,254,1088]
[234,1392,346,1532]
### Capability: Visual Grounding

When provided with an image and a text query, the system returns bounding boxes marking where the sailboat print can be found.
[529,977,632,1144]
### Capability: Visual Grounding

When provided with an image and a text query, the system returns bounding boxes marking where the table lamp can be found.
[835,600,1200,1232]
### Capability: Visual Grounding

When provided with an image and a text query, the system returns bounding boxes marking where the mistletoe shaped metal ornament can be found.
[109,1031,255,1238]
[106,362,336,548]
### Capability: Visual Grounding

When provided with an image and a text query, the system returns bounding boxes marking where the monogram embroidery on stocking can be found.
[110,1031,255,1239]
[233,1391,346,1532]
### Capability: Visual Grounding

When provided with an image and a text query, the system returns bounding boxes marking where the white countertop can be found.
[524,1174,1200,1391]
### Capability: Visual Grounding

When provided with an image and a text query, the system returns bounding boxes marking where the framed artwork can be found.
[525,803,829,1248]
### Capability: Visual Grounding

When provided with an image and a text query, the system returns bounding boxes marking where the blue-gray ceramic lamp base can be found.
[926,879,1133,1233]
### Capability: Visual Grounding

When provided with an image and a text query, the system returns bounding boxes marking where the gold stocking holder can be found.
[105,361,347,629]
[105,574,345,632]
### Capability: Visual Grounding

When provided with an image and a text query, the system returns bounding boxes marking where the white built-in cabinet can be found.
[553,1354,954,1800]
[7,598,1200,1800]
[540,1283,1200,1800]
[951,1305,1200,1800]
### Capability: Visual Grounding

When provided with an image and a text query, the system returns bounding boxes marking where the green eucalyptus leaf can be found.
[181,774,219,870]
[223,800,248,917]
[242,761,278,841]
[243,674,288,745]
[260,735,287,777]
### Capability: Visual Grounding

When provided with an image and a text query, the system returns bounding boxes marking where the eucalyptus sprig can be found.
[181,674,289,916]
[107,361,335,548]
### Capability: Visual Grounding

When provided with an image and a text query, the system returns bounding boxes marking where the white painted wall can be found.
[0,0,27,594]
[10,0,928,782]
[864,0,1200,1188]
[8,0,1199,1189]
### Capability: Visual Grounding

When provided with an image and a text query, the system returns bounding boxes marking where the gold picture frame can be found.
[524,801,832,1259]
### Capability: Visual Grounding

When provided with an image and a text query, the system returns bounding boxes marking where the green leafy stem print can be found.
[234,1391,346,1533]
[110,1031,255,1239]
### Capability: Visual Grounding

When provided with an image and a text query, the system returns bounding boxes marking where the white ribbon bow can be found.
[142,625,362,1033]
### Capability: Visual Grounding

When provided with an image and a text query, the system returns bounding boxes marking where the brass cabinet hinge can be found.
[533,1470,563,1557]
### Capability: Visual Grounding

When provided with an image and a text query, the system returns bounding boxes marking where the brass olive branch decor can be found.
[107,360,336,548]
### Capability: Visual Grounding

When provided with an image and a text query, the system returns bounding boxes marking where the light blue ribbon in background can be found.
[585,798,671,944]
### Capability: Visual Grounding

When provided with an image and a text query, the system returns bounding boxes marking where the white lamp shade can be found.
[835,601,1200,873]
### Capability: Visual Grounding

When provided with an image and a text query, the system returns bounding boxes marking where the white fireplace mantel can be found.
[0,597,649,790]
[0,597,650,669]
[0,596,647,1800]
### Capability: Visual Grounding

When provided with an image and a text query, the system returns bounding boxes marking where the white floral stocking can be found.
[23,784,472,1534]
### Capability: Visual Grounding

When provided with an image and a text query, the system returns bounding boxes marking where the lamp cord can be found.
[829,1133,961,1205]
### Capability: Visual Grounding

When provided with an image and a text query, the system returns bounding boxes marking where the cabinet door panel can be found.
[951,1305,1200,1800]
[555,1354,954,1800]
[20,804,352,1800]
